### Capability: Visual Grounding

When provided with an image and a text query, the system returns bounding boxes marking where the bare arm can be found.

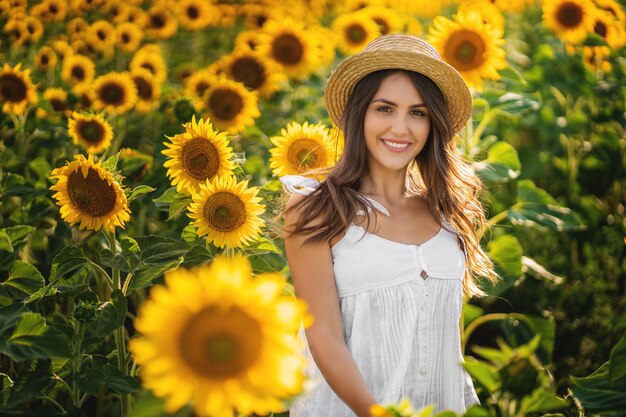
[285,195,377,417]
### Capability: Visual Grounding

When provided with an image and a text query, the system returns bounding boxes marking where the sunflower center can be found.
[195,81,210,96]
[271,34,304,65]
[445,30,486,71]
[208,88,244,121]
[178,306,262,379]
[71,65,85,81]
[346,24,367,44]
[203,191,246,232]
[67,169,117,217]
[77,120,105,144]
[0,74,27,103]
[187,5,199,19]
[99,82,125,105]
[231,57,265,89]
[182,137,220,180]
[151,14,165,29]
[557,2,583,28]
[374,18,390,35]
[121,33,130,43]
[97,30,106,41]
[50,98,67,111]
[133,76,153,99]
[594,21,607,38]
[41,55,49,65]
[287,139,324,172]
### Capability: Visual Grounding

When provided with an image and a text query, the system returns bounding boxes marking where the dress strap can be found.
[279,175,320,196]
[279,175,390,217]
[440,214,468,263]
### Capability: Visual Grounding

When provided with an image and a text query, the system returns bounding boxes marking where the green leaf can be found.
[168,192,192,220]
[476,141,521,183]
[50,246,92,295]
[128,389,166,417]
[0,359,55,411]
[103,364,141,394]
[463,304,484,328]
[484,234,523,296]
[521,388,570,413]
[181,245,213,268]
[129,260,183,292]
[0,231,13,252]
[571,361,626,412]
[126,185,156,204]
[463,359,500,392]
[102,152,121,173]
[181,224,199,243]
[2,261,45,300]
[247,237,282,254]
[482,91,540,115]
[508,180,585,231]
[94,290,128,337]
[27,157,51,181]
[3,312,72,360]
[609,333,626,384]
[152,187,177,210]
[462,405,489,417]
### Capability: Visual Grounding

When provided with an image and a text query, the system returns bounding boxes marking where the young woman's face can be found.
[363,72,431,172]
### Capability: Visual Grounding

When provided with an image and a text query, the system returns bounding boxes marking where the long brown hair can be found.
[283,69,499,297]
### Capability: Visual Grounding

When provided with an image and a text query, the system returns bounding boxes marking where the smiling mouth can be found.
[381,139,410,151]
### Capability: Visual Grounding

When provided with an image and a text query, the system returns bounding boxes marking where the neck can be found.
[359,163,408,202]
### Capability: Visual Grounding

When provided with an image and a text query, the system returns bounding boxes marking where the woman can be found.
[282,34,499,417]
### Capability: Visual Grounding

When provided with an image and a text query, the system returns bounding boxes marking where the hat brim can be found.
[324,50,472,135]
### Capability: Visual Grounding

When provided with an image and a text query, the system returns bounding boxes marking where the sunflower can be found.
[24,16,44,43]
[200,77,260,135]
[40,0,68,21]
[458,1,505,31]
[239,3,278,29]
[396,0,443,18]
[332,12,382,55]
[86,20,116,55]
[106,1,130,24]
[67,17,89,40]
[163,115,235,195]
[131,68,161,113]
[0,63,38,115]
[595,0,625,22]
[52,39,74,61]
[3,19,30,47]
[129,48,168,83]
[177,0,217,30]
[129,255,309,416]
[34,46,58,71]
[217,50,285,99]
[68,112,113,153]
[50,154,131,232]
[269,121,337,178]
[44,87,69,114]
[61,53,96,85]
[71,82,95,110]
[188,176,265,248]
[359,6,403,35]
[234,29,262,52]
[307,25,338,67]
[115,22,143,53]
[125,5,149,28]
[257,19,320,78]
[428,11,508,90]
[582,45,612,72]
[184,69,217,105]
[591,9,626,49]
[542,0,597,44]
[333,0,384,14]
[145,4,178,39]
[92,72,138,115]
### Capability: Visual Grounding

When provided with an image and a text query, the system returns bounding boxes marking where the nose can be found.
[389,114,408,137]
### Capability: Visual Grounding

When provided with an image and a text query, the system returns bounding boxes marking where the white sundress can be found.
[280,175,480,416]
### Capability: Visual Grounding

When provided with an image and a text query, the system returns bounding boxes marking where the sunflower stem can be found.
[106,230,132,416]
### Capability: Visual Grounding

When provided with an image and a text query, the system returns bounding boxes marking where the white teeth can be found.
[382,140,409,149]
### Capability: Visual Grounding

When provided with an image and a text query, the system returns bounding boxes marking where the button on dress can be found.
[281,175,480,416]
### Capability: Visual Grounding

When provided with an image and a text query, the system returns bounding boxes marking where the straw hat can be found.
[324,34,472,135]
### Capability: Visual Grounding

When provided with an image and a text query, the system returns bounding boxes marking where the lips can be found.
[380,138,411,153]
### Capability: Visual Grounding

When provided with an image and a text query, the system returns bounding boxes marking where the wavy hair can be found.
[282,69,499,297]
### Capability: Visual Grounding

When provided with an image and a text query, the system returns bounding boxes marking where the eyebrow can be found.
[371,98,427,108]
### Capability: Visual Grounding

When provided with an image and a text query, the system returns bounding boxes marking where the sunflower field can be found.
[1,0,625,416]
